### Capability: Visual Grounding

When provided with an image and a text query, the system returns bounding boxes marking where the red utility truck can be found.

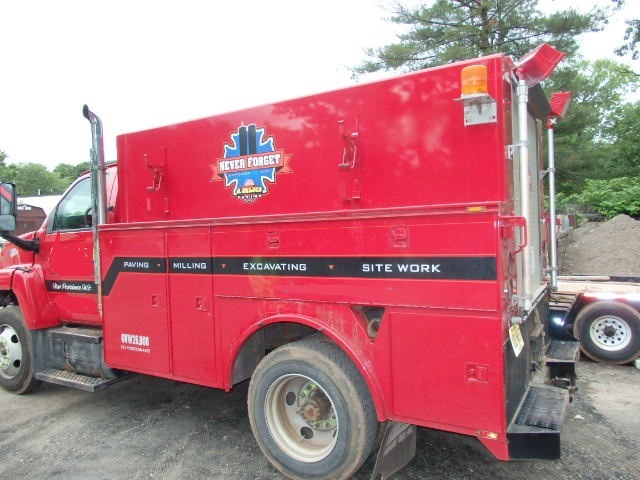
[0,45,577,479]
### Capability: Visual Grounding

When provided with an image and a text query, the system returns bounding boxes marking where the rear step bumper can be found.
[507,383,570,460]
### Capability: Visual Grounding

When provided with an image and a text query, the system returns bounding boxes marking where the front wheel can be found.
[247,337,378,480]
[0,305,41,394]
[574,301,640,364]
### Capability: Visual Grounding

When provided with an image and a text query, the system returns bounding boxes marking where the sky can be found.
[1,0,638,170]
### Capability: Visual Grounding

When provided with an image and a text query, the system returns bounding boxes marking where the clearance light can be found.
[467,206,487,213]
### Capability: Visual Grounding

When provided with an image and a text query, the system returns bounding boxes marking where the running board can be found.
[507,383,569,459]
[35,368,116,392]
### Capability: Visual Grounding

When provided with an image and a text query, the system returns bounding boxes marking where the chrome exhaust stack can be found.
[83,105,108,315]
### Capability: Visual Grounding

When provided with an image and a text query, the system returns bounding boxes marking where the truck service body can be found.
[0,46,574,479]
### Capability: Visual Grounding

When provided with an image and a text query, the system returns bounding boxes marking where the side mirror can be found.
[0,183,17,232]
[0,182,38,252]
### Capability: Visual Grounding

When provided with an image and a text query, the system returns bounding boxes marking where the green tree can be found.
[0,150,17,182]
[606,101,640,172]
[568,177,640,219]
[616,19,640,61]
[355,0,606,74]
[543,59,640,193]
[0,155,89,195]
[54,162,90,186]
[12,163,67,196]
[612,0,640,62]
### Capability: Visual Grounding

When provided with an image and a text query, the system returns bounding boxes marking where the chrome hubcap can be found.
[589,315,632,352]
[0,324,22,379]
[265,374,338,462]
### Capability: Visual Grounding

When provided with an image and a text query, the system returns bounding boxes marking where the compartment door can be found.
[167,228,218,385]
[102,230,170,375]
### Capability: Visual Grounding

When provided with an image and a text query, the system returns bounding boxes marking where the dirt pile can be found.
[559,214,640,276]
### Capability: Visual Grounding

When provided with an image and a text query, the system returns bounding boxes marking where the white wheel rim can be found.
[264,374,338,463]
[589,315,632,352]
[0,324,23,379]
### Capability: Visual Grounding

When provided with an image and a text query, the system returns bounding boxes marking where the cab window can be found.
[52,178,92,231]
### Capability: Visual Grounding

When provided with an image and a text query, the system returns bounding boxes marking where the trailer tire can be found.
[0,306,41,394]
[574,301,640,364]
[247,337,378,480]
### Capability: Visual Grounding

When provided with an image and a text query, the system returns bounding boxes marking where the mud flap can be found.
[370,421,417,479]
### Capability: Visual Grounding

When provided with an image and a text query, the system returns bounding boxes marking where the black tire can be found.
[574,301,640,365]
[0,305,41,394]
[247,337,378,480]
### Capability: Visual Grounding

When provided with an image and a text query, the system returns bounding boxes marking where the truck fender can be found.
[0,266,58,329]
[227,313,389,421]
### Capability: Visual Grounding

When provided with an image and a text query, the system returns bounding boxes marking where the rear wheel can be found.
[247,337,378,480]
[574,301,640,364]
[0,306,41,394]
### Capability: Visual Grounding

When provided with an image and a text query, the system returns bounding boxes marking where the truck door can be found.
[37,176,99,324]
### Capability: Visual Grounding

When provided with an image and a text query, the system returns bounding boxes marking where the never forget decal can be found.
[210,124,292,203]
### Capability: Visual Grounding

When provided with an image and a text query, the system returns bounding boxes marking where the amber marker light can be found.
[467,206,486,213]
[461,64,488,96]
[456,63,496,126]
[477,430,500,440]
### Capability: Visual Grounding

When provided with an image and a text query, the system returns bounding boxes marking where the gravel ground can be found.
[559,214,640,276]
[0,359,638,480]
